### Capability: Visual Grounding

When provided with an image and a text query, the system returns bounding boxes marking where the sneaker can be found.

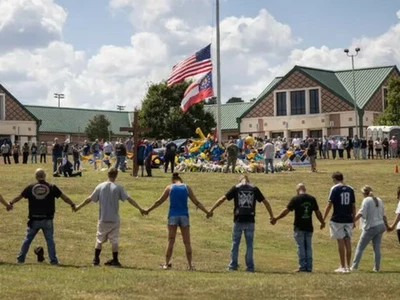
[350,267,358,272]
[160,263,172,270]
[34,246,45,263]
[92,258,100,266]
[334,267,346,273]
[373,268,379,272]
[344,267,350,273]
[105,259,122,267]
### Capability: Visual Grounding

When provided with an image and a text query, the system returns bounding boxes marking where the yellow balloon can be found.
[200,152,206,159]
[245,136,254,146]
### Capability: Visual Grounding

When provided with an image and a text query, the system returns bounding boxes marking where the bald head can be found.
[35,169,46,181]
[296,183,306,194]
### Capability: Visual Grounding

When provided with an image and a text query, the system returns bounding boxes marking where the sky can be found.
[0,0,399,110]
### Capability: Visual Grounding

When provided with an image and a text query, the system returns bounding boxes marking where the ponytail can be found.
[397,186,400,200]
[361,185,378,207]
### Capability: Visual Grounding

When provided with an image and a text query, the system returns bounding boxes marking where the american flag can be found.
[167,44,213,87]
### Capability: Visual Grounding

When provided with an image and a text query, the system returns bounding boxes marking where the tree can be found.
[139,81,216,139]
[374,77,400,125]
[226,97,244,103]
[85,114,112,141]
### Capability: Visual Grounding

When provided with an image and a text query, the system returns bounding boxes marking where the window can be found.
[309,89,320,114]
[0,94,5,120]
[272,132,284,139]
[290,91,306,115]
[276,92,287,116]
[290,131,303,138]
[309,130,322,139]
[383,88,388,110]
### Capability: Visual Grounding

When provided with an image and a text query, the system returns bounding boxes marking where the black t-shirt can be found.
[307,141,316,156]
[361,139,367,148]
[287,193,319,232]
[115,143,127,156]
[225,183,265,223]
[52,144,62,156]
[21,181,62,220]
[63,144,69,153]
[166,142,177,156]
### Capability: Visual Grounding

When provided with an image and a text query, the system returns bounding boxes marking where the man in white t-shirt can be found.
[388,190,400,243]
[75,167,146,267]
[263,139,275,174]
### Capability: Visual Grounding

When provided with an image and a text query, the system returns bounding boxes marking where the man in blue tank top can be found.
[209,175,275,272]
[323,171,356,273]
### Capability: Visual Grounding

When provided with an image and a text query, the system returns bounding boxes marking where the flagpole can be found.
[216,0,222,145]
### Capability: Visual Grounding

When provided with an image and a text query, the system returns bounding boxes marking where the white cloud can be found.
[0,1,400,113]
[0,0,66,52]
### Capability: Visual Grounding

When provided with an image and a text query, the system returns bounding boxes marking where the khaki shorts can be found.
[330,221,353,239]
[96,221,120,245]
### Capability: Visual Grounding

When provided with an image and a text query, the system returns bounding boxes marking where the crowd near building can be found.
[0,64,399,156]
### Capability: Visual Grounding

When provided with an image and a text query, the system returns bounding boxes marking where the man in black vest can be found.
[209,175,275,272]
[9,169,76,264]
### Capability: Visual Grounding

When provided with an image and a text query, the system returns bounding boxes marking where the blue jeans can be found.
[353,147,360,159]
[293,229,313,271]
[264,158,274,174]
[17,219,58,264]
[115,156,126,171]
[352,223,385,271]
[361,148,367,160]
[52,155,61,173]
[229,222,255,272]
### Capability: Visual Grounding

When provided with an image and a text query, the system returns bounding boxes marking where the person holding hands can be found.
[75,167,146,267]
[146,172,210,271]
[271,183,325,272]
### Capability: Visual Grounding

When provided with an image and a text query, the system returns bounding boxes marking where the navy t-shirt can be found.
[328,184,355,223]
[21,181,62,220]
[225,183,265,223]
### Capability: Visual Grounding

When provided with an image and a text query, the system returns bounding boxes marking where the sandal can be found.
[160,263,172,270]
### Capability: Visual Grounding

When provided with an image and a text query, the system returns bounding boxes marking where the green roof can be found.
[240,65,399,120]
[335,66,394,108]
[204,102,254,130]
[25,105,132,135]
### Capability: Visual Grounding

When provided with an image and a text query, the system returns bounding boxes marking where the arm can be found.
[209,195,227,214]
[322,202,332,221]
[354,212,362,222]
[127,197,145,215]
[262,199,274,219]
[75,196,92,212]
[352,203,357,228]
[383,215,390,231]
[315,210,326,229]
[146,187,170,214]
[0,194,12,211]
[187,186,209,216]
[60,193,76,211]
[389,214,400,231]
[9,195,23,207]
[272,208,290,225]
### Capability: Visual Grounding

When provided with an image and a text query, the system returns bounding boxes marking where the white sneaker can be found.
[344,267,350,273]
[350,267,358,272]
[334,267,345,273]
[373,268,379,272]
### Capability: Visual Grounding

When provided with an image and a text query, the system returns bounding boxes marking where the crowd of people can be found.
[0,168,400,273]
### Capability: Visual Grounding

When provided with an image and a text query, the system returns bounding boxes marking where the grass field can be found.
[0,158,400,300]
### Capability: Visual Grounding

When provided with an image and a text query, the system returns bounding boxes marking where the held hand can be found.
[206,211,213,219]
[6,202,13,211]
[270,217,277,225]
[353,222,356,229]
[140,208,148,216]
[320,222,325,230]
[74,205,81,212]
[387,226,394,232]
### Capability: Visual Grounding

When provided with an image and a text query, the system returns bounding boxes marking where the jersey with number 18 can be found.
[328,184,355,223]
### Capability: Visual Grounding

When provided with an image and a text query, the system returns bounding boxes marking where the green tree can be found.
[226,97,244,103]
[374,77,400,125]
[85,114,112,141]
[139,81,216,139]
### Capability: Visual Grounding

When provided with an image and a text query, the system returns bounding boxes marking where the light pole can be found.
[54,93,65,108]
[344,47,360,137]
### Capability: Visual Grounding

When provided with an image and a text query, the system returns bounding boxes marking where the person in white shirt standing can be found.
[75,167,146,267]
[351,185,389,272]
[388,187,400,243]
[374,138,383,159]
[389,136,398,159]
[263,139,275,174]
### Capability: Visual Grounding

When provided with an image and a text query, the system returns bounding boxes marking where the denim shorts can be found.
[168,216,190,227]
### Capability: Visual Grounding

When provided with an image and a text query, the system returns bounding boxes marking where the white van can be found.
[366,126,400,141]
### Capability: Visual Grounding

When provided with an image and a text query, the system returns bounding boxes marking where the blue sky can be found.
[1,0,399,109]
[55,0,400,53]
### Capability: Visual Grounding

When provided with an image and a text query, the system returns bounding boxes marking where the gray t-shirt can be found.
[90,182,129,222]
[1,144,10,154]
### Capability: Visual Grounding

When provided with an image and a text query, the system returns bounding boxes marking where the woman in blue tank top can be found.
[146,173,210,270]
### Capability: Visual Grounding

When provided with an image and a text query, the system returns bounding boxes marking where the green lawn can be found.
[0,158,400,300]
